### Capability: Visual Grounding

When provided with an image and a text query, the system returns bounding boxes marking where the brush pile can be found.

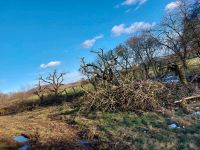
[81,81,196,112]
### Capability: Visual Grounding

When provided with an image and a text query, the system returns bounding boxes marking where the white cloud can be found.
[82,35,104,49]
[115,0,147,12]
[40,61,61,69]
[111,22,155,36]
[121,0,147,6]
[165,1,181,11]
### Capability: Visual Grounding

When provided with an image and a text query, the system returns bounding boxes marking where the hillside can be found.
[0,82,200,149]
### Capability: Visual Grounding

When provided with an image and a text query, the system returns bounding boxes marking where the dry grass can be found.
[0,80,199,149]
[0,105,81,149]
[0,95,200,149]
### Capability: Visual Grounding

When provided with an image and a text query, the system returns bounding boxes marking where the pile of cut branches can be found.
[80,81,196,112]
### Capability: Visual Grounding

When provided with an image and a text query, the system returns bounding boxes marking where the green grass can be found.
[148,57,200,77]
[61,104,200,149]
[186,57,200,73]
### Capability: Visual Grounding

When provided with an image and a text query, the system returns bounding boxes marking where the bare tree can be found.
[138,31,161,77]
[186,0,200,58]
[80,49,119,93]
[34,80,46,102]
[115,44,135,81]
[159,16,188,68]
[156,0,194,84]
[38,70,66,98]
[127,36,146,79]
[127,34,158,79]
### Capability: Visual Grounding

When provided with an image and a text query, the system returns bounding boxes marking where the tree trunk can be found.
[143,64,149,79]
[177,65,188,85]
[181,58,188,70]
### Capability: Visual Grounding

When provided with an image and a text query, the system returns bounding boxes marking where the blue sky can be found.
[0,0,176,93]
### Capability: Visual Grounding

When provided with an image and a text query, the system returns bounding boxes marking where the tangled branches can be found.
[81,81,163,112]
[80,80,196,112]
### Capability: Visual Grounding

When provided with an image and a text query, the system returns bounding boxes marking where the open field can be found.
[0,89,200,149]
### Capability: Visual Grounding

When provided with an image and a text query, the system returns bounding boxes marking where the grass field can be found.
[186,57,200,73]
[0,90,200,149]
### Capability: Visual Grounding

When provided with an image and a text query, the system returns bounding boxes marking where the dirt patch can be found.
[0,106,80,149]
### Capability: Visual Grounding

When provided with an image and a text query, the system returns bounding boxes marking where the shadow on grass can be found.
[30,139,81,150]
[59,109,80,116]
[0,91,84,116]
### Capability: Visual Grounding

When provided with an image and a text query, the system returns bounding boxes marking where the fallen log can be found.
[174,95,200,104]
